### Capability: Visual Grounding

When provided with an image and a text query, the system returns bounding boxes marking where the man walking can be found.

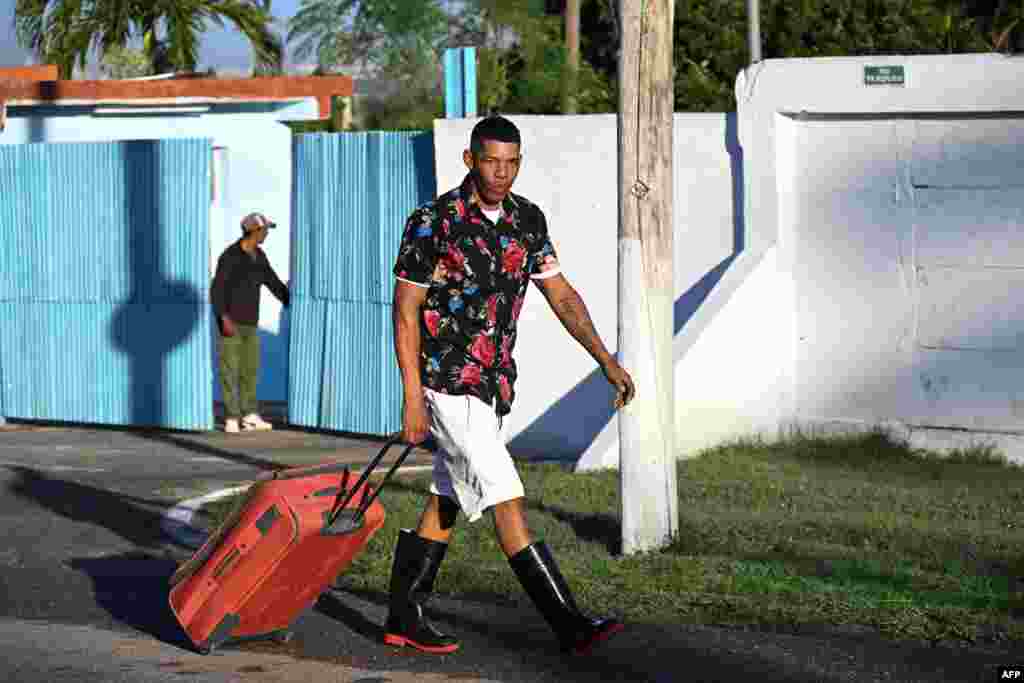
[386,116,635,656]
[211,212,290,434]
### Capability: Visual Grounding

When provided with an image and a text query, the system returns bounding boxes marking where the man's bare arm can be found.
[536,273,636,408]
[536,274,613,365]
[393,280,431,442]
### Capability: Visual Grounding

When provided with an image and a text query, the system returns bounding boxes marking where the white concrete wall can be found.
[738,54,1024,462]
[0,100,316,403]
[434,113,776,468]
[432,54,1024,469]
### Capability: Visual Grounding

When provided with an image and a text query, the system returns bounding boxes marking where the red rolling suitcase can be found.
[168,438,415,654]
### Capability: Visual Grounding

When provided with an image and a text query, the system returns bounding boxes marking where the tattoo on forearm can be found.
[554,293,608,359]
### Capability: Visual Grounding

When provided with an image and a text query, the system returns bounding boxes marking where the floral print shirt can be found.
[393,174,561,416]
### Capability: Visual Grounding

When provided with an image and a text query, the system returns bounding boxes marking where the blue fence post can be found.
[444,47,477,118]
[462,48,477,117]
[443,49,463,118]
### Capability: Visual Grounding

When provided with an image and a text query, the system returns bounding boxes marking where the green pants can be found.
[219,323,260,419]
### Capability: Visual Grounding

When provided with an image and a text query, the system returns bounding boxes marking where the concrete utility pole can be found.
[563,0,581,114]
[617,0,677,554]
[747,0,762,63]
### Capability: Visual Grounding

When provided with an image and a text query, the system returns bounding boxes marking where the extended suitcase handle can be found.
[323,436,417,535]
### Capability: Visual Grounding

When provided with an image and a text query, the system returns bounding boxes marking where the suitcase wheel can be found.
[273,631,294,645]
[198,613,239,655]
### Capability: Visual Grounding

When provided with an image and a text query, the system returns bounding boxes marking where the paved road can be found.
[0,423,1017,682]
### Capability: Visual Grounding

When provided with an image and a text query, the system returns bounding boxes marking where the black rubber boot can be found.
[383,529,459,654]
[509,541,624,655]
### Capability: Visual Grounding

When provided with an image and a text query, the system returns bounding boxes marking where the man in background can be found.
[211,212,290,433]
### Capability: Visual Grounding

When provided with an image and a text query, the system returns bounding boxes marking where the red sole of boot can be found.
[572,622,625,656]
[383,633,460,654]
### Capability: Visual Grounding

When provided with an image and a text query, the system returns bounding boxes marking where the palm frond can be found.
[287,0,359,64]
[13,0,50,55]
[287,0,446,72]
[211,0,284,72]
[14,0,283,78]
[161,1,206,71]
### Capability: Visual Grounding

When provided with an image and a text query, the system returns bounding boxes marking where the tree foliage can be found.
[288,0,448,72]
[99,44,152,79]
[288,0,615,128]
[555,1,1024,112]
[359,44,445,130]
[288,0,449,130]
[14,0,283,79]
[450,0,615,115]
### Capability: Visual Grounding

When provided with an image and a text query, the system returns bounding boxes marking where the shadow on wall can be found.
[509,113,746,461]
[108,141,203,428]
[674,112,745,340]
[208,307,291,409]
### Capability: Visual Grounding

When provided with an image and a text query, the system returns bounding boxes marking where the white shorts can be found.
[424,388,525,523]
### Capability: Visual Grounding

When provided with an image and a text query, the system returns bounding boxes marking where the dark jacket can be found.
[210,241,289,327]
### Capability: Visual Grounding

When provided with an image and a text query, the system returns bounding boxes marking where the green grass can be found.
[199,430,1024,645]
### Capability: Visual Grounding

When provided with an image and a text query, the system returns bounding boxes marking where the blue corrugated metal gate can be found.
[0,139,214,430]
[289,132,436,435]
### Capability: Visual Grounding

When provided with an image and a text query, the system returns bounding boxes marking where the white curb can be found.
[161,485,251,550]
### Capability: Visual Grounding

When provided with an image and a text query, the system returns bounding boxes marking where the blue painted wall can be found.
[0,100,315,406]
[289,131,436,434]
[0,139,213,429]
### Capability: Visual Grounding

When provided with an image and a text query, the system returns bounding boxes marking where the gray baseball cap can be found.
[241,212,277,232]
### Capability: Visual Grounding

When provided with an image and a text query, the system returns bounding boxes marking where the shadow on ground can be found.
[315,582,1015,683]
[3,465,197,649]
[532,500,621,555]
[4,465,180,550]
[69,552,194,652]
[0,419,288,472]
[131,428,285,472]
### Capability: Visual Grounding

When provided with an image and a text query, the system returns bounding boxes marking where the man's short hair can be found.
[470,115,521,155]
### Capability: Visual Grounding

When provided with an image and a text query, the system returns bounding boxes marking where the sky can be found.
[0,0,309,74]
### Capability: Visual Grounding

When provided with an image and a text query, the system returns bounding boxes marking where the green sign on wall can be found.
[864,65,905,86]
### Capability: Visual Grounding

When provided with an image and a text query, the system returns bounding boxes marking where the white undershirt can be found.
[481,206,501,224]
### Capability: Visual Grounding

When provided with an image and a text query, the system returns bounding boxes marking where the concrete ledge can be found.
[781,417,1024,466]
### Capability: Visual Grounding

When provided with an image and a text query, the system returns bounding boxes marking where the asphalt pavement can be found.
[0,419,1018,683]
